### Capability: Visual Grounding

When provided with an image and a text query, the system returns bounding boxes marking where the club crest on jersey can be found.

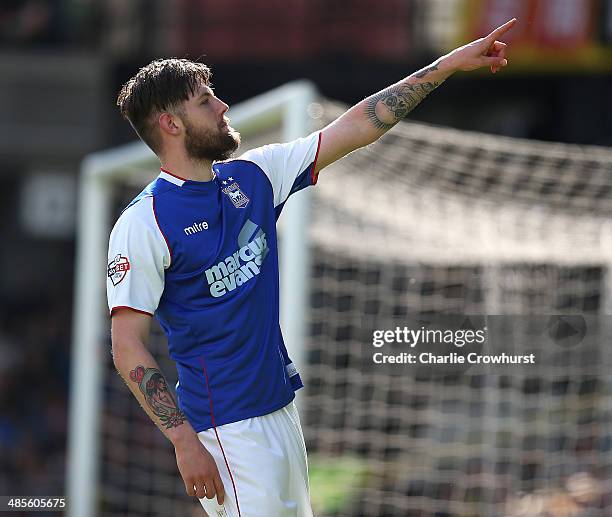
[107,254,130,286]
[222,182,249,208]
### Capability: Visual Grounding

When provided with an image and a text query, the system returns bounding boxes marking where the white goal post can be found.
[66,81,318,517]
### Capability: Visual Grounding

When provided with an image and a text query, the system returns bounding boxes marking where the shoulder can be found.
[218,146,282,185]
[236,133,321,170]
[236,145,271,163]
[120,194,153,220]
[234,143,283,170]
[214,155,271,188]
[215,153,266,173]
[110,198,154,248]
[109,190,171,264]
[115,179,179,231]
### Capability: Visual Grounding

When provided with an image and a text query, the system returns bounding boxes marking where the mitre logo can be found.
[184,221,209,235]
[108,254,130,286]
[222,182,249,208]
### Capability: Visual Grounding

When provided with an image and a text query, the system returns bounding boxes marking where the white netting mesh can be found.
[303,102,612,517]
[98,100,612,517]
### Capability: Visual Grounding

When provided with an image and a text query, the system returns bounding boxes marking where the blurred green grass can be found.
[309,454,369,514]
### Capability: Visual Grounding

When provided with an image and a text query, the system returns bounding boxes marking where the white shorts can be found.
[197,401,313,517]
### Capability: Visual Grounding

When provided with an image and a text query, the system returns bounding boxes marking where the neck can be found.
[160,154,215,182]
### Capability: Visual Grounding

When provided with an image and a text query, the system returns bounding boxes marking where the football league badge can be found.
[222,182,250,208]
[108,254,131,285]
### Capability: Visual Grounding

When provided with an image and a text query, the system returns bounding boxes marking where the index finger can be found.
[486,18,517,42]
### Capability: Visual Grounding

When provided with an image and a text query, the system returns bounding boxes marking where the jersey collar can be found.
[159,168,186,186]
[159,167,218,188]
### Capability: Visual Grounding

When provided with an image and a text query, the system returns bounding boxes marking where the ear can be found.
[158,112,182,137]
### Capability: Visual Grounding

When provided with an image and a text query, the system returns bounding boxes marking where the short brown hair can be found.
[116,58,212,153]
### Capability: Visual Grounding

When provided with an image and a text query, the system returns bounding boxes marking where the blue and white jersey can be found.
[107,131,321,432]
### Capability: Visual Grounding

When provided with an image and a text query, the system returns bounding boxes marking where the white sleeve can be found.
[239,131,321,207]
[106,196,170,316]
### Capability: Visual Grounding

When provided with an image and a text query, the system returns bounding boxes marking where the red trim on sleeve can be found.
[310,132,322,185]
[160,167,187,181]
[199,357,242,516]
[110,306,153,317]
[152,196,172,267]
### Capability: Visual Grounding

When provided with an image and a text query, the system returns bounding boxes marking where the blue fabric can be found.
[127,159,314,431]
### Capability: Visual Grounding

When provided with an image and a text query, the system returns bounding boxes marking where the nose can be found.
[218,99,229,115]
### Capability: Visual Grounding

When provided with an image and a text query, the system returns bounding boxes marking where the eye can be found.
[201,99,209,105]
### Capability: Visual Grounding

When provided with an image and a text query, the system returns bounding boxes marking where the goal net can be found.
[69,85,612,517]
[305,102,612,517]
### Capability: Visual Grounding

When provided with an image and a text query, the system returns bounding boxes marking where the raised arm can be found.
[314,18,517,175]
[111,309,225,505]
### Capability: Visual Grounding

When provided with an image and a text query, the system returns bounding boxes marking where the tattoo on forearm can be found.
[365,80,440,131]
[129,365,186,429]
[414,63,439,78]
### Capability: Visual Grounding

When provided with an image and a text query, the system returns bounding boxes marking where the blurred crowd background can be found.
[0,0,611,510]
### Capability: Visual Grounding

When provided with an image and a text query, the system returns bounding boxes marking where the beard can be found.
[183,118,241,162]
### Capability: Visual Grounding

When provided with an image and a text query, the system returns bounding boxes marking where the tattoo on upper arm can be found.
[365,79,440,131]
[129,365,186,429]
